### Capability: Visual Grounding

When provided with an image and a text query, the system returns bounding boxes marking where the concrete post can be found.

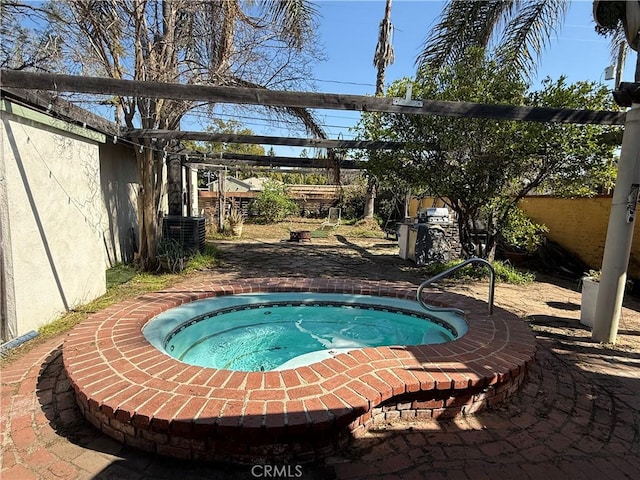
[592,102,640,343]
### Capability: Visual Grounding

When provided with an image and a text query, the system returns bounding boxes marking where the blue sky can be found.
[254,0,635,154]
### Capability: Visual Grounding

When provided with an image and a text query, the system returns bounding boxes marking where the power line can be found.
[313,78,376,88]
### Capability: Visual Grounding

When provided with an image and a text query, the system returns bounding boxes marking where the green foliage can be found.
[417,0,568,82]
[421,259,534,285]
[105,264,136,289]
[157,238,188,273]
[347,228,382,238]
[524,77,621,196]
[357,48,621,258]
[37,266,178,341]
[235,169,329,185]
[501,208,548,253]
[250,181,299,223]
[337,181,367,220]
[492,260,535,284]
[302,173,329,185]
[187,119,266,156]
[184,244,219,272]
[156,238,219,273]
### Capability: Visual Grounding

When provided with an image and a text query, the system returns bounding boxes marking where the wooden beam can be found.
[1,70,626,125]
[126,129,405,150]
[183,152,360,169]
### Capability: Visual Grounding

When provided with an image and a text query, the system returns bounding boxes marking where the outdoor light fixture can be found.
[605,65,615,80]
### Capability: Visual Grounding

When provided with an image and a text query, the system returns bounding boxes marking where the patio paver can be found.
[1,237,639,479]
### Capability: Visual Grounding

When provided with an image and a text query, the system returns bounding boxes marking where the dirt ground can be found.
[235,216,386,241]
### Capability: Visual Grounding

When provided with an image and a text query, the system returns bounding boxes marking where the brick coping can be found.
[62,278,536,463]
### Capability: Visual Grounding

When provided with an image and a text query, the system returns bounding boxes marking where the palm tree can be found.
[364,0,396,220]
[417,0,638,82]
[374,0,395,96]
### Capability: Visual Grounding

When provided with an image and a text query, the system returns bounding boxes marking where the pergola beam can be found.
[183,152,359,169]
[0,70,627,125]
[126,129,405,150]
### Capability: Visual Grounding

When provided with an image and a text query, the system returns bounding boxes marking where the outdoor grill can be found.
[418,207,451,224]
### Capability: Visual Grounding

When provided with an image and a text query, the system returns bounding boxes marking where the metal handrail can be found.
[416,258,495,316]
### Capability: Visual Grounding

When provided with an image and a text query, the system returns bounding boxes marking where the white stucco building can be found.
[0,90,138,341]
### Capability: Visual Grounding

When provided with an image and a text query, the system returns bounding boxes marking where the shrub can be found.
[250,181,299,223]
[501,208,548,253]
[420,259,534,284]
[157,238,187,273]
[184,244,219,272]
[337,183,367,220]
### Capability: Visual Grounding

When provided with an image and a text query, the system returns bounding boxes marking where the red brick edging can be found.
[62,278,536,463]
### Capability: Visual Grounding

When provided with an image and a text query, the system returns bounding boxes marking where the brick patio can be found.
[62,277,535,463]
[1,237,639,479]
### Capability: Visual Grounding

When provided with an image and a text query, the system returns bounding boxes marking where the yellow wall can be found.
[409,197,449,217]
[410,195,640,278]
[519,196,640,278]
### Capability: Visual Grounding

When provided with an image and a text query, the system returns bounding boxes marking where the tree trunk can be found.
[456,211,471,258]
[404,188,411,218]
[135,145,159,270]
[364,179,376,219]
[615,42,626,88]
[374,0,393,96]
[367,0,393,219]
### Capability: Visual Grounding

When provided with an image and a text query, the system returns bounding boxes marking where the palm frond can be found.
[607,23,628,60]
[495,0,568,79]
[416,0,516,72]
[260,0,319,50]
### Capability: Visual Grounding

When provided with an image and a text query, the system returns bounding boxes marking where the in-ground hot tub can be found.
[63,278,536,463]
[143,293,468,372]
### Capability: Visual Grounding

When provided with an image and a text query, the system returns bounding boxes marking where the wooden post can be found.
[217,170,226,232]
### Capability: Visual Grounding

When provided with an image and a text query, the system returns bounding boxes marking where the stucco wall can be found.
[100,142,138,267]
[1,113,106,337]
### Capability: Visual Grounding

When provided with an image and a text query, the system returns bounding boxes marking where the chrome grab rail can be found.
[416,258,495,316]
